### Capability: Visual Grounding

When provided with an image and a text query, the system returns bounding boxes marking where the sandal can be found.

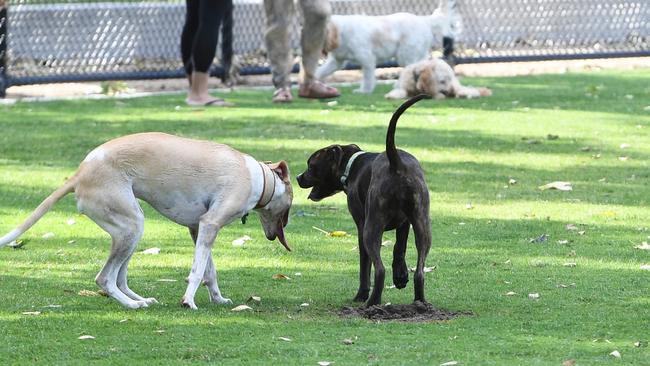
[186,97,234,107]
[298,81,340,99]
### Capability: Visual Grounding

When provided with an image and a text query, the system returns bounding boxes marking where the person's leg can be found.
[264,0,294,102]
[180,0,200,85]
[187,0,231,106]
[298,0,339,99]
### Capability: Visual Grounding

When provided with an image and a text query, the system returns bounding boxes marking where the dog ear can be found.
[269,160,290,183]
[416,67,435,96]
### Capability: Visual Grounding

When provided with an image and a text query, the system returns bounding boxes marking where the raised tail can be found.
[386,94,430,173]
[0,177,76,248]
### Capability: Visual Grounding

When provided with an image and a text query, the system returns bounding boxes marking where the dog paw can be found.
[393,272,409,289]
[124,300,149,309]
[180,297,198,310]
[352,289,369,302]
[143,297,158,305]
[211,296,233,305]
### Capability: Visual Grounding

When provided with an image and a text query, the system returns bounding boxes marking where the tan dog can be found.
[0,133,293,310]
[385,58,492,100]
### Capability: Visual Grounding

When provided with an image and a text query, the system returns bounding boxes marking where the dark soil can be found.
[340,301,472,322]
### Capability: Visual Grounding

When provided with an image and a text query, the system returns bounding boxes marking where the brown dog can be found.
[297,95,432,306]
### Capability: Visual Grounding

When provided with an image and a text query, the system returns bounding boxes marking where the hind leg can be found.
[77,186,150,309]
[392,222,410,289]
[189,227,232,305]
[409,206,432,303]
[116,250,158,305]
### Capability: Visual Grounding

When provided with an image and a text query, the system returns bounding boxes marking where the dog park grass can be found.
[1,69,649,365]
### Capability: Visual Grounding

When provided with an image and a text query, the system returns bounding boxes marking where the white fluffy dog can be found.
[385,58,492,100]
[315,0,461,94]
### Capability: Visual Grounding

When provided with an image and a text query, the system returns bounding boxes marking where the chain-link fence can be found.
[1,0,648,97]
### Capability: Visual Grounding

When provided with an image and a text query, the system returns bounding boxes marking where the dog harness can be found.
[255,162,276,209]
[340,151,365,189]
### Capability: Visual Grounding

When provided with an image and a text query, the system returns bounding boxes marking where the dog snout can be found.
[296,172,312,188]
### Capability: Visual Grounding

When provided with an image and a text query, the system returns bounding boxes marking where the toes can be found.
[144,297,158,305]
[212,297,233,305]
[180,297,198,310]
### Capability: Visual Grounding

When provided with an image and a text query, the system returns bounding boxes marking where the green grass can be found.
[1,69,649,365]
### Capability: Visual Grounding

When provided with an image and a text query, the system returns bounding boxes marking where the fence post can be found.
[0,0,7,98]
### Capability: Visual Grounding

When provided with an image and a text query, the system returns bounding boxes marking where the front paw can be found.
[180,296,198,310]
[352,289,369,302]
[392,267,409,289]
[211,296,233,305]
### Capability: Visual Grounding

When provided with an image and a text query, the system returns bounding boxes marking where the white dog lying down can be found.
[315,0,461,94]
[0,133,293,310]
[385,58,492,100]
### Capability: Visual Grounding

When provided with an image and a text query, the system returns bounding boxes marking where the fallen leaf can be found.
[529,234,549,243]
[141,247,160,255]
[317,362,332,366]
[634,341,641,347]
[8,239,27,249]
[609,350,621,358]
[440,362,458,366]
[563,262,577,267]
[381,240,392,247]
[505,291,517,296]
[528,293,540,299]
[634,242,650,250]
[66,219,76,225]
[294,272,302,276]
[231,305,253,312]
[565,224,578,231]
[386,285,396,289]
[278,337,292,342]
[563,359,576,366]
[508,178,517,185]
[155,329,165,333]
[538,181,572,191]
[78,335,95,340]
[272,273,291,280]
[43,304,61,308]
[78,289,100,297]
[299,303,310,307]
[327,100,338,107]
[67,240,76,244]
[329,231,348,237]
[42,232,55,239]
[232,235,252,247]
[577,231,586,236]
[465,202,473,209]
[558,239,569,244]
[342,338,355,345]
[580,146,591,152]
[640,264,650,271]
[22,311,41,315]
[119,319,129,323]
[247,296,261,303]
[157,278,177,282]
[620,143,631,149]
[618,156,628,161]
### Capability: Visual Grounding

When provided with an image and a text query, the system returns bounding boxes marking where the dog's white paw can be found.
[180,297,198,310]
[124,300,149,309]
[143,297,158,305]
[212,296,233,305]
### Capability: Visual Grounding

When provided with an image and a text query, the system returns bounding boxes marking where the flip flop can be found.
[186,98,234,107]
[272,87,293,103]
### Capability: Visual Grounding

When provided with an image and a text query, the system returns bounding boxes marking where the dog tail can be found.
[0,176,77,248]
[386,94,429,173]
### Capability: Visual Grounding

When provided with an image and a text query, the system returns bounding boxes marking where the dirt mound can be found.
[340,301,471,322]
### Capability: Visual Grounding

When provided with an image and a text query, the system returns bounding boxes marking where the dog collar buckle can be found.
[340,151,365,188]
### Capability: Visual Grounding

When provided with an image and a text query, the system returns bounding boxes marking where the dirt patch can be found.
[340,301,472,322]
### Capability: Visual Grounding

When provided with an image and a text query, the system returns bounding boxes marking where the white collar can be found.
[340,151,365,188]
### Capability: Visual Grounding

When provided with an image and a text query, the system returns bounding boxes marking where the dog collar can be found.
[255,162,276,209]
[340,151,365,188]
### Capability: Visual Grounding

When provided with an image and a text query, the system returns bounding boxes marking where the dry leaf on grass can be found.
[22,311,41,315]
[231,305,253,312]
[538,181,572,191]
[317,362,333,366]
[529,234,549,243]
[381,240,392,247]
[440,362,459,366]
[66,219,76,225]
[634,341,641,347]
[342,338,355,345]
[558,239,569,244]
[247,296,261,303]
[140,247,160,255]
[528,293,540,299]
[312,226,348,237]
[42,232,55,239]
[634,242,650,250]
[609,350,621,358]
[157,278,177,282]
[505,291,517,296]
[640,264,650,271]
[508,178,517,185]
[563,262,577,267]
[272,273,291,280]
[232,235,252,247]
[78,335,95,340]
[299,303,310,307]
[78,289,101,297]
[562,359,576,366]
[278,337,292,342]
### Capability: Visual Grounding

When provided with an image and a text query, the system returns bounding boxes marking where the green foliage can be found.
[1,70,649,365]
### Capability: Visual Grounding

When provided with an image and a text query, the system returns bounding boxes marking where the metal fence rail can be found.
[1,0,648,97]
